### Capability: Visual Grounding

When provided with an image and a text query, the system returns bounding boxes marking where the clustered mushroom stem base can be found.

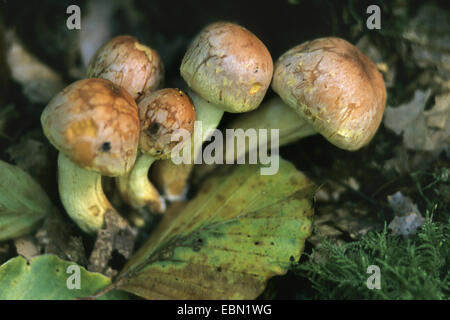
[57,152,112,234]
[116,153,166,213]
[152,90,224,201]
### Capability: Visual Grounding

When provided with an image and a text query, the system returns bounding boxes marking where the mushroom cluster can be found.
[41,36,194,233]
[222,36,387,162]
[116,88,195,212]
[153,32,386,201]
[41,23,386,234]
[154,21,274,200]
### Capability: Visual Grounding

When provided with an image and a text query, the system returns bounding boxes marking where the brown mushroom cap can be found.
[41,78,140,176]
[87,35,164,100]
[272,37,386,150]
[138,88,196,159]
[180,22,273,113]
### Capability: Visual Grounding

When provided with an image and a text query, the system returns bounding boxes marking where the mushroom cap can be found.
[41,78,140,176]
[138,88,196,159]
[272,37,386,150]
[87,35,164,100]
[180,22,273,113]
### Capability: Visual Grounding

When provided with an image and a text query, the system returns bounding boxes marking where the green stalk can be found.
[58,152,112,234]
[225,97,316,161]
[116,153,165,213]
[153,90,224,200]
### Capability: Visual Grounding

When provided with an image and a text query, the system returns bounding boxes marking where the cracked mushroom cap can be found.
[180,22,273,113]
[41,78,140,176]
[87,35,164,100]
[272,37,386,150]
[138,88,196,159]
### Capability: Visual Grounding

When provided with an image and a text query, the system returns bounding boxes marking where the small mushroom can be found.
[272,37,386,150]
[41,78,140,233]
[154,21,273,200]
[87,35,164,100]
[116,88,196,211]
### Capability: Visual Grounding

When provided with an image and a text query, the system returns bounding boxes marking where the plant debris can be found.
[88,209,136,278]
[384,89,450,153]
[387,191,425,237]
[5,31,65,104]
[14,235,40,261]
[36,211,87,266]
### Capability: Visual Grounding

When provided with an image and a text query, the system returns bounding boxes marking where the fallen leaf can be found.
[402,4,450,80]
[111,159,316,300]
[387,191,421,216]
[0,160,54,241]
[387,192,425,237]
[14,235,40,261]
[384,89,450,152]
[0,255,130,300]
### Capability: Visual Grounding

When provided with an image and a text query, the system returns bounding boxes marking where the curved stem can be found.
[58,152,112,234]
[227,97,317,161]
[153,90,224,200]
[116,153,166,213]
[154,96,317,198]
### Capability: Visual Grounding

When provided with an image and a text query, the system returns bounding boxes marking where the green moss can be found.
[292,216,449,299]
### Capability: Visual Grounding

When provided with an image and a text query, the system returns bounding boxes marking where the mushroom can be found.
[116,88,196,211]
[271,37,386,150]
[153,21,273,200]
[87,35,164,100]
[41,78,140,233]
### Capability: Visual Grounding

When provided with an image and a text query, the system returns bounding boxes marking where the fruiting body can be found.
[87,35,164,100]
[116,88,196,211]
[41,78,140,233]
[272,37,386,150]
[181,22,273,113]
[155,22,273,200]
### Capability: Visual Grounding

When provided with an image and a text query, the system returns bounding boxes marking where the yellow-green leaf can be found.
[0,255,130,299]
[0,160,53,241]
[114,159,316,299]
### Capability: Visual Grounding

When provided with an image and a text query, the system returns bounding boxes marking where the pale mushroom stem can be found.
[57,152,112,234]
[225,97,317,161]
[116,153,166,213]
[154,97,316,200]
[153,91,224,201]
